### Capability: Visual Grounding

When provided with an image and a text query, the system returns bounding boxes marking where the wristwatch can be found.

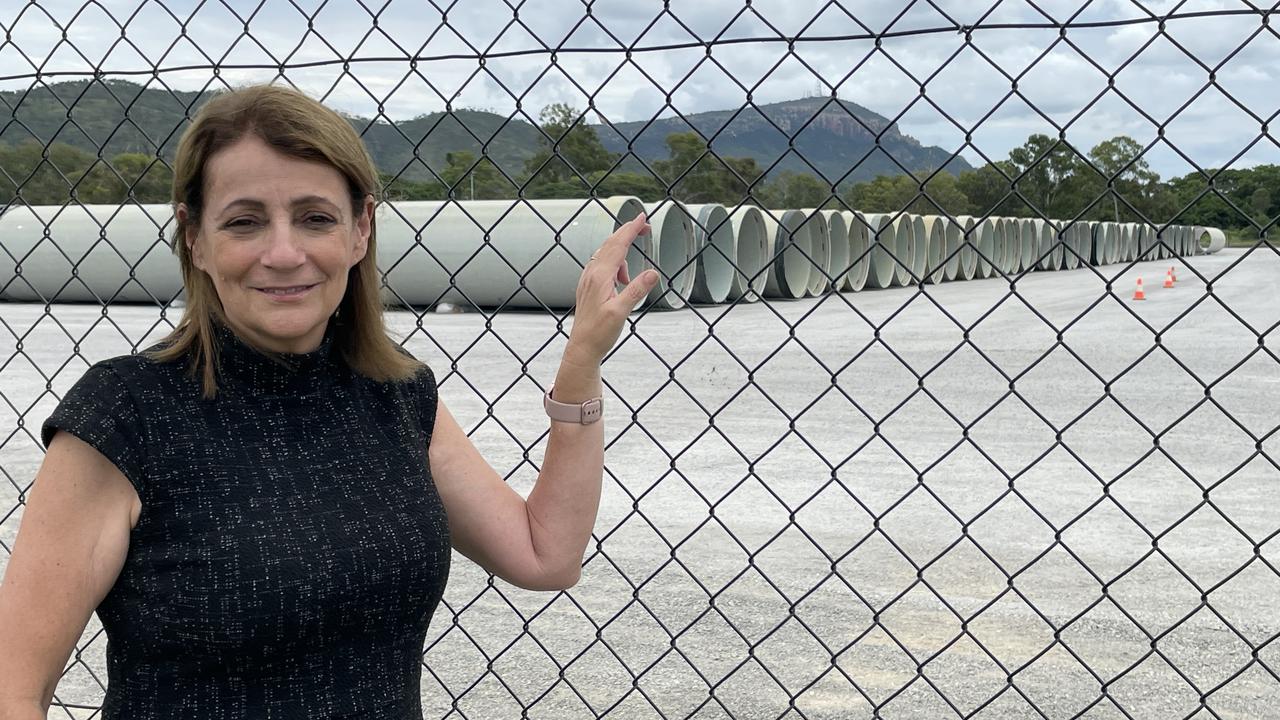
[543,385,603,424]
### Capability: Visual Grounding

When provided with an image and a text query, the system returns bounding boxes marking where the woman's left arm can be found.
[429,214,656,591]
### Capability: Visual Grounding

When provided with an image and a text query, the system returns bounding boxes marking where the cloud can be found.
[0,0,1276,180]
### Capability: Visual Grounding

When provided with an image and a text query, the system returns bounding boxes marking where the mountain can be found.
[0,80,967,187]
[593,96,970,182]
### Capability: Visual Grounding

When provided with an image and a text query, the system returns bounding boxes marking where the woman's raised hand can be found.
[564,213,658,367]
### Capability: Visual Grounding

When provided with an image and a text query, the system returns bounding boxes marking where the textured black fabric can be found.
[41,317,450,719]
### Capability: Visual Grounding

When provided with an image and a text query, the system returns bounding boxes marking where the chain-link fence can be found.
[2,0,1279,717]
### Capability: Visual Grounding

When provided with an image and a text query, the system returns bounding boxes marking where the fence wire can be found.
[1,1,1279,718]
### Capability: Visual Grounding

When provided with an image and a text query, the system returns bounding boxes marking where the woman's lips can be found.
[256,283,317,298]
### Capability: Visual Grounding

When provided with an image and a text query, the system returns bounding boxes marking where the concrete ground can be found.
[1,247,1277,718]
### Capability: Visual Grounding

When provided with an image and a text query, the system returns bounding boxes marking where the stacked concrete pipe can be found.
[726,205,770,302]
[919,214,946,283]
[379,197,653,309]
[1017,217,1036,274]
[1003,217,1019,274]
[951,215,979,281]
[1061,222,1082,270]
[685,203,736,305]
[796,209,831,296]
[888,214,916,286]
[640,200,698,309]
[997,217,1016,274]
[1089,222,1106,265]
[942,215,964,281]
[841,210,872,292]
[862,213,901,289]
[821,210,850,294]
[0,203,181,303]
[969,216,996,278]
[1102,222,1120,265]
[988,217,1006,276]
[910,214,929,285]
[1003,218,1019,273]
[762,209,814,299]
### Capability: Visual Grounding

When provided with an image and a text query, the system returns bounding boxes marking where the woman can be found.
[0,84,657,718]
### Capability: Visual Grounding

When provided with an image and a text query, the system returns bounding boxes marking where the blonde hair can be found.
[146,83,423,398]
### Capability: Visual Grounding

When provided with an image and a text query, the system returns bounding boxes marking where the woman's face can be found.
[181,134,371,354]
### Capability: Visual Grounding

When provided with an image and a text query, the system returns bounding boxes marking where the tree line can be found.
[2,103,1274,232]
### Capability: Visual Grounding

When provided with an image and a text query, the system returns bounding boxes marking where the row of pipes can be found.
[0,200,1230,308]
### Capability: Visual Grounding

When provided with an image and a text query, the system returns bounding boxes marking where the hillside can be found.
[0,80,968,186]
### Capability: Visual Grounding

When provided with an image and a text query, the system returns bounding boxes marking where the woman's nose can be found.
[260,220,306,268]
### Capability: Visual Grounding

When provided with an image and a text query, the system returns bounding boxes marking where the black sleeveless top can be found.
[40,318,451,719]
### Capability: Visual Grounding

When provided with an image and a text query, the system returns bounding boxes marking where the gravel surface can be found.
[2,247,1277,719]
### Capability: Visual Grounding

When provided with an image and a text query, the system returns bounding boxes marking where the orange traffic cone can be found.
[1163,268,1175,288]
[1133,277,1146,300]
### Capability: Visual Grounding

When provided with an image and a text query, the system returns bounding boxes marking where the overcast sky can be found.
[2,0,1276,179]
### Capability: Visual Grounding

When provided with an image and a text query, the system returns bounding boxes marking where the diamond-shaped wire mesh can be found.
[1,0,1278,717]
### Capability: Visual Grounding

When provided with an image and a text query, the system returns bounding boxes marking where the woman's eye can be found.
[226,218,259,229]
[305,215,336,226]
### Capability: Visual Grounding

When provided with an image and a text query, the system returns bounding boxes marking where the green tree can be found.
[381,171,446,201]
[108,153,173,202]
[1004,134,1088,218]
[522,103,616,194]
[758,171,829,209]
[651,132,766,205]
[957,162,1016,217]
[442,150,514,200]
[0,141,124,205]
[1250,187,1272,222]
[1086,136,1161,223]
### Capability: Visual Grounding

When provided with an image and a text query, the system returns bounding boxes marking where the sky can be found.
[1,0,1277,180]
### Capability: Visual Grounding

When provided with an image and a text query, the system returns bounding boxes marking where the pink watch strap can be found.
[544,385,603,424]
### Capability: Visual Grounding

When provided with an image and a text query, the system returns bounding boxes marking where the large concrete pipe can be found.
[1198,226,1227,254]
[919,214,946,284]
[973,216,997,278]
[0,203,181,303]
[997,217,1017,274]
[1018,218,1036,274]
[972,215,996,278]
[910,214,929,285]
[1061,222,1082,270]
[1000,218,1017,273]
[889,214,916,286]
[820,209,850,294]
[862,213,900,289]
[1141,224,1162,260]
[1102,222,1120,265]
[797,209,831,296]
[953,215,980,281]
[1089,222,1106,265]
[641,201,698,309]
[686,204,735,305]
[841,210,871,292]
[726,205,769,302]
[1180,225,1195,257]
[761,209,813,299]
[987,217,1006,277]
[1157,225,1174,259]
[1031,218,1055,270]
[379,197,652,309]
[1100,222,1121,265]
[943,215,964,281]
[1121,222,1134,262]
[1003,217,1021,274]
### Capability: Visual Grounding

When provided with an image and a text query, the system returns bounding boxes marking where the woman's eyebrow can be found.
[217,196,341,216]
